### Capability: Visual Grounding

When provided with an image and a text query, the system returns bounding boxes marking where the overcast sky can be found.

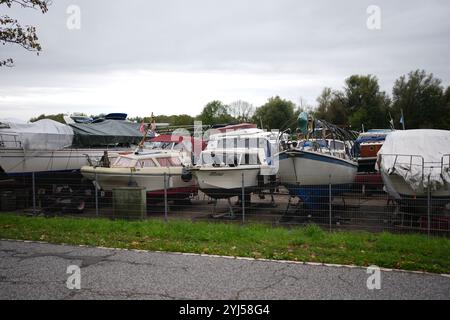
[1,0,449,121]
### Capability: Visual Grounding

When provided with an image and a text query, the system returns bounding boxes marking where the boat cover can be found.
[70,120,146,147]
[378,130,450,191]
[0,119,74,151]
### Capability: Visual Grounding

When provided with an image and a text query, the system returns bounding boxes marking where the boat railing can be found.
[379,154,446,181]
[442,154,450,176]
[0,133,22,149]
[379,154,425,180]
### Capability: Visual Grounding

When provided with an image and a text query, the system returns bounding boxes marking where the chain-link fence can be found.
[0,170,449,237]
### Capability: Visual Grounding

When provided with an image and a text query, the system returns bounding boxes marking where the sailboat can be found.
[277,113,358,210]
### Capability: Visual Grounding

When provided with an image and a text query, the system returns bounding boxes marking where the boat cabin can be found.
[112,152,184,169]
[198,149,263,167]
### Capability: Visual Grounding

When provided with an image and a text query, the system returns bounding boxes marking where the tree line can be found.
[30,69,450,132]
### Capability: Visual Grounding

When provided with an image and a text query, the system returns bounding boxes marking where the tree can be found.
[252,96,297,130]
[196,100,235,125]
[314,88,348,125]
[0,0,50,67]
[392,70,448,129]
[343,75,391,130]
[445,86,450,129]
[30,113,66,123]
[227,100,255,123]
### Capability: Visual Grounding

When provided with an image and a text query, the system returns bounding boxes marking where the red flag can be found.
[139,121,146,133]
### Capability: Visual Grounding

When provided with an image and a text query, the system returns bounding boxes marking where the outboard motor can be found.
[181,166,193,182]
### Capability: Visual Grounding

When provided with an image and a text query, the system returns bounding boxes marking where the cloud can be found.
[1,0,449,120]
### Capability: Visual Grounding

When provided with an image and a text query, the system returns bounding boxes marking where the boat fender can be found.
[181,167,193,182]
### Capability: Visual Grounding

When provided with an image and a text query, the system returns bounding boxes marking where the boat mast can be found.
[135,113,156,154]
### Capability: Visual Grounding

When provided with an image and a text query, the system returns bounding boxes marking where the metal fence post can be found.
[427,175,431,238]
[95,173,99,217]
[329,175,332,231]
[164,173,168,222]
[242,172,245,224]
[32,172,36,215]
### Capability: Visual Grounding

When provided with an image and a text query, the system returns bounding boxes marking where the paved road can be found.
[0,240,449,300]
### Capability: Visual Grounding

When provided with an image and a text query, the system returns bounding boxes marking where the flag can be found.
[139,121,146,134]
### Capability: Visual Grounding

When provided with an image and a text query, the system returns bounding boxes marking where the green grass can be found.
[0,214,449,274]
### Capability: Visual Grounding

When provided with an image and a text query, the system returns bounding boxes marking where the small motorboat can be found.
[353,129,393,192]
[277,113,358,210]
[81,134,204,200]
[190,128,279,202]
[81,150,196,199]
[377,129,450,212]
[354,129,393,173]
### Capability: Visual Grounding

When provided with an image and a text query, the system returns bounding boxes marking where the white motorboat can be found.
[81,134,205,199]
[190,128,279,200]
[377,129,450,209]
[81,150,196,199]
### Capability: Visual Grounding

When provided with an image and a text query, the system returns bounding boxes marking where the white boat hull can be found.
[277,150,358,209]
[381,172,450,199]
[81,166,196,196]
[278,150,358,186]
[0,148,121,175]
[192,166,273,198]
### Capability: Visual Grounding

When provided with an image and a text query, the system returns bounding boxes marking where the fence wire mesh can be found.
[0,170,449,237]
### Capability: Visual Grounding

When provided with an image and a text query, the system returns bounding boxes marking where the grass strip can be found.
[0,213,449,274]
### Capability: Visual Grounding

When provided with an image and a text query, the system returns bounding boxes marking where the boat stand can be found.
[211,198,236,219]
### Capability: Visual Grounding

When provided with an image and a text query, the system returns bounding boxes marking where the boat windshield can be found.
[199,152,260,166]
[298,139,345,151]
[210,137,267,150]
[144,141,175,150]
[329,140,345,150]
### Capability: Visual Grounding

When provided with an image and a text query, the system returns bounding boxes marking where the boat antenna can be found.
[388,112,395,130]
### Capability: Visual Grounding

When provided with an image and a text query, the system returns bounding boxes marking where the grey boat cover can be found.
[70,120,146,147]
[0,119,74,151]
[378,129,450,192]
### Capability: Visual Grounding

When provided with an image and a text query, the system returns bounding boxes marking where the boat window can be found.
[113,157,135,168]
[200,152,240,166]
[139,159,157,168]
[241,153,260,165]
[169,157,182,166]
[157,157,172,167]
[217,138,238,149]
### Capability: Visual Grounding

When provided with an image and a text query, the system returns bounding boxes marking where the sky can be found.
[0,0,449,121]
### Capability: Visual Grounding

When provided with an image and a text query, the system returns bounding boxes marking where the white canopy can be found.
[378,129,450,191]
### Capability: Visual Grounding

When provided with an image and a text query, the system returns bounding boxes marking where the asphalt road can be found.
[0,240,449,300]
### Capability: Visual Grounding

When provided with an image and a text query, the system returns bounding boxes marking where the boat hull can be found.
[381,172,450,209]
[81,166,196,199]
[192,166,270,199]
[278,150,358,209]
[0,148,121,175]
